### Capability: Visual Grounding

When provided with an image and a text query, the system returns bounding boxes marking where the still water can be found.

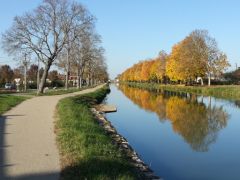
[105,84,240,180]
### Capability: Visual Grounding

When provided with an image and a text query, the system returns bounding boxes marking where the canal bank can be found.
[56,85,160,179]
[91,107,160,179]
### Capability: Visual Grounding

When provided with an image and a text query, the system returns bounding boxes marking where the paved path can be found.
[0,85,104,179]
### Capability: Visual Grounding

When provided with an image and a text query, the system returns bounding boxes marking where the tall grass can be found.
[56,86,139,180]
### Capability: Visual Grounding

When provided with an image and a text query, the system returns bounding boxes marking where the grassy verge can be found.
[39,87,84,96]
[0,95,28,115]
[23,86,95,96]
[123,82,240,100]
[56,85,139,180]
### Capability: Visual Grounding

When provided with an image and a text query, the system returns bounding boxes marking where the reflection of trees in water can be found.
[118,85,229,152]
[234,100,240,108]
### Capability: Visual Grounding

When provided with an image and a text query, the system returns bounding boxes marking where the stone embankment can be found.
[91,108,162,180]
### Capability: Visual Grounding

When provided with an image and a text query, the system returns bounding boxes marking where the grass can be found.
[0,86,90,115]
[0,95,28,115]
[38,87,84,96]
[4,86,94,96]
[56,85,139,180]
[123,82,240,100]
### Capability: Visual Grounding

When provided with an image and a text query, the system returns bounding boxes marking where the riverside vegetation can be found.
[123,82,240,100]
[56,85,140,180]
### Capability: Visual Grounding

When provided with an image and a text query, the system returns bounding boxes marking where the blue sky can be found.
[0,0,240,78]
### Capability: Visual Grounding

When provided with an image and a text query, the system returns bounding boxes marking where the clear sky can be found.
[0,0,240,79]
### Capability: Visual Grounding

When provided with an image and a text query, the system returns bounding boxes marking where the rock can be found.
[97,104,117,113]
[43,87,49,93]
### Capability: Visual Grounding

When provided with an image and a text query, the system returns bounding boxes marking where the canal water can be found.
[105,84,240,180]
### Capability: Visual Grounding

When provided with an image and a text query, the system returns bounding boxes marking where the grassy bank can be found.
[0,95,28,115]
[123,82,240,100]
[56,85,139,180]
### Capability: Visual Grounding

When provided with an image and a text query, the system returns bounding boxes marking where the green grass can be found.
[0,86,92,96]
[123,82,240,100]
[56,85,139,180]
[0,95,28,115]
[38,87,83,96]
[22,86,95,96]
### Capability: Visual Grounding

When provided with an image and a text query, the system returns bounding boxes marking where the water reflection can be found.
[118,84,229,152]
[234,100,240,108]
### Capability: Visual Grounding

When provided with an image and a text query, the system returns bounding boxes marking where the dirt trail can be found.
[0,85,104,179]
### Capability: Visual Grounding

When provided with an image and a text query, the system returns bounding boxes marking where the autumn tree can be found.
[119,84,229,152]
[27,64,39,82]
[190,30,230,86]
[13,67,24,80]
[48,70,59,81]
[224,68,240,82]
[0,65,14,85]
[120,29,229,85]
[166,44,185,82]
[166,30,230,85]
[150,50,168,83]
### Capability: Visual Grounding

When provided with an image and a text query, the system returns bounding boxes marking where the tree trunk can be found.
[87,74,90,87]
[79,76,82,88]
[65,48,70,90]
[76,68,80,89]
[65,69,69,90]
[90,74,93,86]
[208,74,211,86]
[24,64,27,92]
[37,61,40,90]
[200,77,204,86]
[37,60,52,94]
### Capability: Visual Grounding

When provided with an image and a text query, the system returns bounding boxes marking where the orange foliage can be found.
[118,84,229,152]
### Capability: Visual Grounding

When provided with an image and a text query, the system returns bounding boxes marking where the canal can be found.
[105,84,240,180]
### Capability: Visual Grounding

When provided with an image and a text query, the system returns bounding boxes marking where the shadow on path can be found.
[0,115,59,180]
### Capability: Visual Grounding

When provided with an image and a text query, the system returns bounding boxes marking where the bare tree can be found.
[2,0,93,94]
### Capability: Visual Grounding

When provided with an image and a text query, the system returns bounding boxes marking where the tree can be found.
[2,0,94,94]
[166,29,230,85]
[27,64,39,82]
[150,50,168,83]
[166,43,186,82]
[0,65,14,85]
[140,60,153,81]
[13,67,24,80]
[119,30,229,85]
[189,30,230,86]
[224,68,240,82]
[48,70,59,81]
[48,70,63,87]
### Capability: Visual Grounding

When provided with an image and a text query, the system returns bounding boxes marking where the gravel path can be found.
[0,85,104,179]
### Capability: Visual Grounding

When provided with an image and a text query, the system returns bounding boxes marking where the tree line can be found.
[0,64,63,89]
[119,30,230,86]
[1,0,108,94]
